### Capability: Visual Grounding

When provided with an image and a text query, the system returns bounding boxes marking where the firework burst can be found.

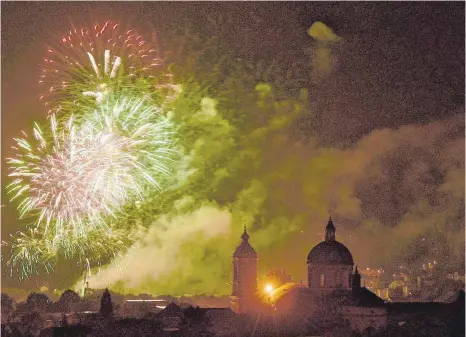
[39,20,173,113]
[7,229,55,280]
[7,96,175,240]
[7,226,132,280]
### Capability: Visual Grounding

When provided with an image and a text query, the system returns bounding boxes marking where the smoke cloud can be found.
[83,82,463,295]
[87,205,232,294]
[343,114,465,268]
[308,21,343,78]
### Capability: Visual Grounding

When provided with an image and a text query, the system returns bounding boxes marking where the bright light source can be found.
[264,284,274,294]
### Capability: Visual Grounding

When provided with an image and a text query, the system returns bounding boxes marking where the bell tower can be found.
[231,227,258,313]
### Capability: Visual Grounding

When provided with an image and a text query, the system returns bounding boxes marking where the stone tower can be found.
[231,227,258,313]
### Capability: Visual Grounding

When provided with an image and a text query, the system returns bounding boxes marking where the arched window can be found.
[320,273,325,287]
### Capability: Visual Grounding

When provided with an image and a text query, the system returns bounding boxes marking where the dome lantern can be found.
[325,217,336,241]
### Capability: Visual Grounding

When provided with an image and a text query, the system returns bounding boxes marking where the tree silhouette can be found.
[20,292,51,314]
[18,311,45,337]
[1,293,16,323]
[56,289,81,312]
[100,288,113,317]
[27,292,50,307]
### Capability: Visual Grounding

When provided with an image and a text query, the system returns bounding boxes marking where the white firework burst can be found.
[7,96,175,239]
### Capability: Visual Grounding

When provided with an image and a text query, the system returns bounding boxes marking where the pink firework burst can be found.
[39,20,170,113]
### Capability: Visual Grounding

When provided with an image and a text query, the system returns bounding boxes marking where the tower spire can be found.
[352,265,361,291]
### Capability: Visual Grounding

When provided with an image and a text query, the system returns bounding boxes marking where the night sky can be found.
[1,2,464,294]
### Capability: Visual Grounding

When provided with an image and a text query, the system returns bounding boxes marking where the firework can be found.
[7,229,55,280]
[7,96,175,239]
[39,20,171,112]
[7,227,132,280]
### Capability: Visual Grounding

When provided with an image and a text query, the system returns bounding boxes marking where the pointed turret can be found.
[234,226,257,258]
[352,265,361,292]
[241,226,249,242]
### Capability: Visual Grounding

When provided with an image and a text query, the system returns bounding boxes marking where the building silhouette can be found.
[231,217,388,331]
[307,217,355,291]
[3,219,463,336]
[230,227,258,314]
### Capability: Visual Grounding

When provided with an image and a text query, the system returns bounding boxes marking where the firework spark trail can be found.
[7,229,55,280]
[39,20,171,113]
[7,96,175,241]
[7,227,131,280]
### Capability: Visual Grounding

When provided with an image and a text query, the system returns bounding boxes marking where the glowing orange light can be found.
[264,284,274,294]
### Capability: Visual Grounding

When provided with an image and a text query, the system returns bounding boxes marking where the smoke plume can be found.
[84,81,463,295]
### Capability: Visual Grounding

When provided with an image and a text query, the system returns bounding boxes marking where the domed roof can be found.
[233,227,258,258]
[307,240,354,265]
[306,217,354,265]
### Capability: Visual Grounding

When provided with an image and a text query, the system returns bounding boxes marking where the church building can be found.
[307,217,354,290]
[230,218,388,332]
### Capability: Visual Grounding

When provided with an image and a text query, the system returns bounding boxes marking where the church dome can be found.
[306,217,354,265]
[233,227,258,258]
[307,240,354,265]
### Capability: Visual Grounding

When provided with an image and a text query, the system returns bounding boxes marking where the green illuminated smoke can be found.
[60,19,462,294]
[86,78,464,295]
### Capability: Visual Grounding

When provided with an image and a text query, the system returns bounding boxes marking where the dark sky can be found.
[1,2,464,292]
[2,2,464,146]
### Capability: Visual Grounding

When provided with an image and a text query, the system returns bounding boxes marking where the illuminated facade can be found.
[230,227,258,314]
